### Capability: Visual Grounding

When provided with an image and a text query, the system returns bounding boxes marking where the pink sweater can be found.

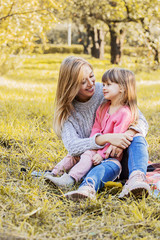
[90,101,132,159]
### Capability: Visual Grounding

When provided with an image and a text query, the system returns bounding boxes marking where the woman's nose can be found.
[87,79,94,86]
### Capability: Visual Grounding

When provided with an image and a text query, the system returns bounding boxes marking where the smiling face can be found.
[76,65,96,102]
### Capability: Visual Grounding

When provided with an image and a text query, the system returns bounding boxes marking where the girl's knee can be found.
[109,159,122,172]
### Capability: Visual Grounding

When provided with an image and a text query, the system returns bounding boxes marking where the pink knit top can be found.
[90,101,132,159]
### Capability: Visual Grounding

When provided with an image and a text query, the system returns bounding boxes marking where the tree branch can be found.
[0,8,49,22]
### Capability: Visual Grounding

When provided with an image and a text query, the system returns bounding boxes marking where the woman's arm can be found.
[61,121,104,156]
[95,132,133,149]
[129,109,149,137]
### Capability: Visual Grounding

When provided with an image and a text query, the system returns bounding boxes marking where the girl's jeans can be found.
[80,160,121,192]
[80,136,148,192]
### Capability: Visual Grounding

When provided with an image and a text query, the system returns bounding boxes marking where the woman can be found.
[45,56,150,199]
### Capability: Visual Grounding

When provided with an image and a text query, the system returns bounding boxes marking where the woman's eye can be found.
[82,80,86,85]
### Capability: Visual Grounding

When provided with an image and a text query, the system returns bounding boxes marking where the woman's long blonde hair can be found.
[53,56,93,137]
[102,67,138,125]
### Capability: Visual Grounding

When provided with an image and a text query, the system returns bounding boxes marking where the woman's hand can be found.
[108,133,133,149]
[95,132,133,149]
[105,145,123,159]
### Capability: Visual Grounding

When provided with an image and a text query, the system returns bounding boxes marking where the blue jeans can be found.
[80,160,121,192]
[120,136,148,179]
[80,136,148,192]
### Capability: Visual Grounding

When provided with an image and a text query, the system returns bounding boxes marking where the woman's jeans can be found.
[80,136,148,192]
[120,136,148,179]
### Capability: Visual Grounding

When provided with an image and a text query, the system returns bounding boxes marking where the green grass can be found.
[0,53,160,239]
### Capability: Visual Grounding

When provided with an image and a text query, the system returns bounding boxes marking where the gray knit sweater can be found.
[61,82,148,156]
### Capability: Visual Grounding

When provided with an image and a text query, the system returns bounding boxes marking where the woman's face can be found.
[76,65,96,102]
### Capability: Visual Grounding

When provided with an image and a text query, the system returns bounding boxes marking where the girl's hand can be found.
[92,153,103,165]
[105,145,123,159]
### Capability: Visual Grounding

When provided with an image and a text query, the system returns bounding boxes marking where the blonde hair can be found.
[53,56,93,137]
[102,67,138,125]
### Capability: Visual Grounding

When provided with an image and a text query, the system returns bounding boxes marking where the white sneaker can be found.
[31,170,53,177]
[65,185,96,201]
[119,170,151,199]
[44,173,75,188]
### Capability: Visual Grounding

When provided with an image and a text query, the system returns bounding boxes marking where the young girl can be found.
[45,67,150,198]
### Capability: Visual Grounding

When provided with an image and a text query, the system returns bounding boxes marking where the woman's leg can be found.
[119,136,150,198]
[65,159,121,201]
[127,136,148,175]
[120,135,148,179]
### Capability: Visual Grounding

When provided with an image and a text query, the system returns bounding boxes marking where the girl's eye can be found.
[90,75,94,78]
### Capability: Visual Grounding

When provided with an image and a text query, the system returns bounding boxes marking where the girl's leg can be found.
[45,151,94,188]
[65,159,121,201]
[69,150,95,182]
[119,136,150,198]
[79,159,121,191]
[52,154,77,176]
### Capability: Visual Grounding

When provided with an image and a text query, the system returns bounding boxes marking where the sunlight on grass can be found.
[0,53,160,239]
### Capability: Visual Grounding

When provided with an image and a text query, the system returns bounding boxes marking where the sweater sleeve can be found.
[61,120,103,156]
[129,109,149,137]
[90,106,102,137]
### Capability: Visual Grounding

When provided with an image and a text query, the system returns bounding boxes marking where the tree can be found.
[68,0,160,64]
[0,0,62,74]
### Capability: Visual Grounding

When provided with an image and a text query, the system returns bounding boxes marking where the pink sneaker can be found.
[119,170,151,199]
[64,185,96,201]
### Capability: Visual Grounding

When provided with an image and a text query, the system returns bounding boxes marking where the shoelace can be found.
[129,172,146,183]
[85,177,96,192]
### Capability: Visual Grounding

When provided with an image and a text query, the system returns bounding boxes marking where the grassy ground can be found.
[0,53,160,240]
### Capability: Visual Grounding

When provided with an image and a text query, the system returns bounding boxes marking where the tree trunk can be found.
[90,26,104,59]
[109,23,124,64]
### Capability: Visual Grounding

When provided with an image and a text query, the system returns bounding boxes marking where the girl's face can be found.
[103,80,122,102]
[76,65,96,102]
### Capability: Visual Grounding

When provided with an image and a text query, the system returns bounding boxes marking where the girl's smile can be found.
[103,80,122,103]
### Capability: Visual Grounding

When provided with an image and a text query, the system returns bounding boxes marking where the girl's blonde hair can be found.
[53,56,93,137]
[102,67,138,124]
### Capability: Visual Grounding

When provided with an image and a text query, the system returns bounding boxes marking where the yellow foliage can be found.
[0,0,62,74]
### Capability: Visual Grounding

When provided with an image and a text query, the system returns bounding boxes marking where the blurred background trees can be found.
[0,0,160,74]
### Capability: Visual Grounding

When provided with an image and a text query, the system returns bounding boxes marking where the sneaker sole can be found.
[131,187,149,199]
[65,192,89,201]
[119,187,149,199]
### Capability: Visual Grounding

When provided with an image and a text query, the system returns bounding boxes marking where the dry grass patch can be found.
[0,53,160,239]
